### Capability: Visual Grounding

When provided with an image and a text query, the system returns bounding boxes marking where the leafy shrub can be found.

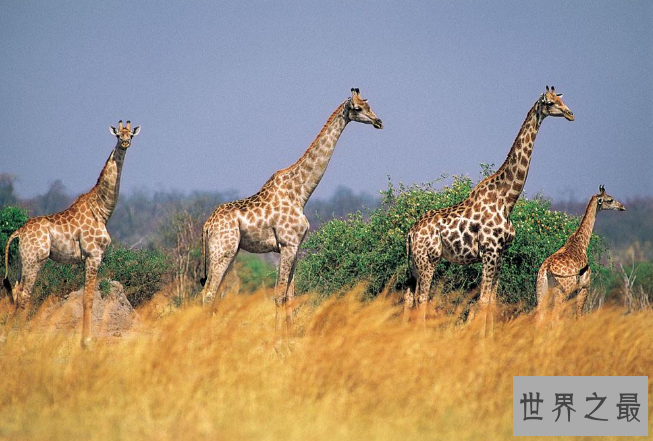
[0,206,28,277]
[31,245,172,308]
[100,245,171,307]
[236,254,277,292]
[295,176,608,309]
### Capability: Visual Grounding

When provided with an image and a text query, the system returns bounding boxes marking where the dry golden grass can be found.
[0,287,651,441]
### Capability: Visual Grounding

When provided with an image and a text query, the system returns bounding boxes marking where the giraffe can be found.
[3,121,140,347]
[536,186,625,321]
[405,86,574,330]
[199,88,382,341]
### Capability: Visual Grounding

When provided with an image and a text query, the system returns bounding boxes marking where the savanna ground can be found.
[0,286,651,441]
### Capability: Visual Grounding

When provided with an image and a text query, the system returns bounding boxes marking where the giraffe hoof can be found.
[81,337,94,350]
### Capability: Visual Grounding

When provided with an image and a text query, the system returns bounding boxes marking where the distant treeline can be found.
[1,173,650,260]
[0,173,379,248]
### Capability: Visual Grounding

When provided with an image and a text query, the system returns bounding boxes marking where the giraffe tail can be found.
[199,227,208,287]
[405,234,417,292]
[3,231,19,304]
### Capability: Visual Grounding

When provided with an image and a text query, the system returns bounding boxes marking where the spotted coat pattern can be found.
[536,186,625,320]
[404,87,575,325]
[199,89,382,339]
[3,121,140,346]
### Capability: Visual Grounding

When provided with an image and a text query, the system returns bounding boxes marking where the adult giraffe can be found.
[199,88,382,341]
[3,121,140,347]
[405,86,574,331]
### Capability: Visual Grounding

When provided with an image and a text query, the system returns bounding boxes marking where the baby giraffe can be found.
[536,185,625,321]
[3,121,140,347]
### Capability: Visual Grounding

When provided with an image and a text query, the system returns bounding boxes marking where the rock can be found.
[30,281,142,338]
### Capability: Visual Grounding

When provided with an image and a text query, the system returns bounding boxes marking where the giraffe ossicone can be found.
[3,120,140,347]
[404,86,574,332]
[536,185,625,321]
[199,88,382,345]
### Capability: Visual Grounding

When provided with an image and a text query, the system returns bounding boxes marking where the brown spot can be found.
[463,233,472,246]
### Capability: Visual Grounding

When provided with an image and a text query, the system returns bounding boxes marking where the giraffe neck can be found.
[568,195,598,253]
[481,100,544,212]
[91,140,126,223]
[282,100,349,206]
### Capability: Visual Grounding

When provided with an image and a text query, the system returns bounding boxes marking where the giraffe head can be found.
[539,86,574,121]
[597,185,626,211]
[347,88,383,129]
[109,120,141,149]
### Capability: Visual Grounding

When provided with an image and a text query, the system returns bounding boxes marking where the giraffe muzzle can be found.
[373,118,383,129]
[563,110,574,121]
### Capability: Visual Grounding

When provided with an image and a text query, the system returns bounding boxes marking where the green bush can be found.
[100,245,171,307]
[0,206,28,278]
[31,245,172,308]
[236,254,277,292]
[32,261,85,306]
[295,176,608,309]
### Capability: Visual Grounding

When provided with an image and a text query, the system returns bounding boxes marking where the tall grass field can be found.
[0,287,651,441]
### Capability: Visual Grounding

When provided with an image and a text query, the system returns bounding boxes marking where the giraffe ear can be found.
[110,125,119,136]
[132,126,141,136]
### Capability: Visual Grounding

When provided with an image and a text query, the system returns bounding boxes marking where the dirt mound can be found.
[30,281,142,338]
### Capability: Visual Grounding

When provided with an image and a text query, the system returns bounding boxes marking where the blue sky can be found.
[1,1,651,202]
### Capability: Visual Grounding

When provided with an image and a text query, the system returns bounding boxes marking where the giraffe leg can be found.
[286,277,296,335]
[576,270,591,318]
[3,256,46,340]
[475,251,502,337]
[576,286,589,318]
[1,241,47,341]
[275,245,298,348]
[552,287,566,323]
[536,290,552,325]
[403,286,415,324]
[81,255,101,348]
[415,262,436,324]
[406,233,440,325]
[13,256,46,313]
[535,268,550,324]
[403,245,417,323]
[285,277,297,352]
[284,229,307,341]
[201,228,240,311]
[206,249,239,313]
